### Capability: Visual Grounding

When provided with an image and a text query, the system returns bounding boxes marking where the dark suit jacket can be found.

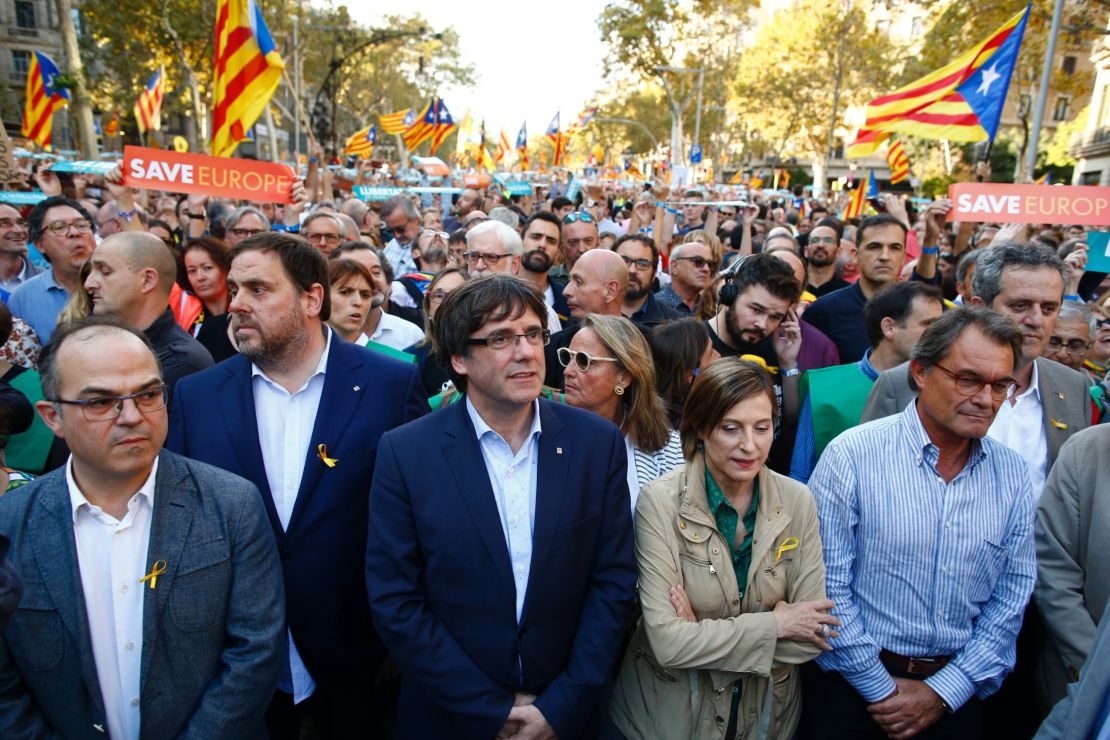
[0,450,284,739]
[859,357,1092,470]
[167,338,427,687]
[1035,593,1110,739]
[366,399,638,739]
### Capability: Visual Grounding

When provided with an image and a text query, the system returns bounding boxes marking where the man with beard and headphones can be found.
[706,252,804,472]
[518,212,571,324]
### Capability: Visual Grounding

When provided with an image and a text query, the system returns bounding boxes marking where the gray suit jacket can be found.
[859,358,1092,470]
[0,450,285,739]
[1035,592,1110,739]
[1034,424,1110,709]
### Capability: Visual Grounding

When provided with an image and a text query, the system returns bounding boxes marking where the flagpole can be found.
[1026,0,1064,180]
[280,68,321,157]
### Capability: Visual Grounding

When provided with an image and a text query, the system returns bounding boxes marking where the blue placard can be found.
[50,160,118,175]
[505,180,534,196]
[1086,232,1110,273]
[0,191,48,205]
[564,178,581,202]
[354,185,462,202]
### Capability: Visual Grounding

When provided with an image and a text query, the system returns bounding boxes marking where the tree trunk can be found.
[55,0,98,158]
[812,158,827,195]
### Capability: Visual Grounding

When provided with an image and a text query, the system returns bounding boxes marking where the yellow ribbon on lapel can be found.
[139,560,167,590]
[317,443,339,468]
[774,537,799,562]
[740,354,780,375]
[1050,418,1068,430]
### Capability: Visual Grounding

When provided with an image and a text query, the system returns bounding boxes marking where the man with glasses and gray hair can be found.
[301,212,344,257]
[223,205,271,248]
[381,195,422,277]
[0,316,285,738]
[466,220,561,334]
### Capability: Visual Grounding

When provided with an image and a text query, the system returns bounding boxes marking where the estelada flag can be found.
[212,0,284,157]
[135,66,165,135]
[381,108,415,135]
[345,124,376,159]
[887,140,911,184]
[848,5,1029,157]
[21,51,70,149]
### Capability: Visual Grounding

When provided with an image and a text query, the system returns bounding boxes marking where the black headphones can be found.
[718,253,754,307]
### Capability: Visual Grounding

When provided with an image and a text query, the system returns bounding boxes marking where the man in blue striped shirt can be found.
[800,307,1036,740]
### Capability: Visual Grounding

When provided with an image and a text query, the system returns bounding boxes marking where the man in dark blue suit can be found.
[167,233,426,739]
[366,274,638,739]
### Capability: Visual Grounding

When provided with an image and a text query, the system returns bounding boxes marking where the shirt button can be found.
[940,566,947,574]
[120,584,128,593]
[732,597,740,605]
[945,521,952,528]
[712,548,720,555]
[130,698,139,707]
[125,642,134,651]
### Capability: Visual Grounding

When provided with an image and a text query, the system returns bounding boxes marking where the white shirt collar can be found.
[67,456,159,524]
[465,396,543,445]
[250,325,333,392]
[1012,359,1041,402]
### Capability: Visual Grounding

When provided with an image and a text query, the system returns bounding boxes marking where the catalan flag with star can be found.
[516,122,529,169]
[380,108,415,135]
[21,51,70,149]
[134,66,166,135]
[847,5,1030,157]
[546,113,567,167]
[345,124,376,159]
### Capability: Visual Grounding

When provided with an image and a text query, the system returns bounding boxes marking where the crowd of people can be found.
[0,157,1107,740]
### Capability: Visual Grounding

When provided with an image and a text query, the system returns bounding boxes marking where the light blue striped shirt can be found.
[810,401,1035,710]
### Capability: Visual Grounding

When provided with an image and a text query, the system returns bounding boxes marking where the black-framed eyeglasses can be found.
[1047,337,1091,354]
[229,227,266,239]
[463,251,512,266]
[563,211,595,225]
[305,231,341,244]
[467,328,551,351]
[47,385,169,421]
[45,219,93,235]
[672,255,718,271]
[620,255,654,271]
[931,363,1013,401]
[557,346,620,373]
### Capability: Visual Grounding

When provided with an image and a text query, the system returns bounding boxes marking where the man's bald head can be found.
[564,249,628,318]
[103,231,179,295]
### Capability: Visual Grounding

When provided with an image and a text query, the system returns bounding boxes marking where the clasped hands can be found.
[868,678,946,739]
[496,692,556,740]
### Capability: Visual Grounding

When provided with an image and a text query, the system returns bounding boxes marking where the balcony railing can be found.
[1073,126,1110,157]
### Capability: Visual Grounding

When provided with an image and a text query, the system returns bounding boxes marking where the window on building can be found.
[1053,96,1070,122]
[1062,55,1077,75]
[15,1,36,29]
[11,50,32,80]
[1018,94,1032,116]
[876,19,891,34]
[910,16,924,36]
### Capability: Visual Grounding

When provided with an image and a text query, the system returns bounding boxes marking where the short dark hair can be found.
[331,240,376,261]
[856,214,907,248]
[728,252,803,304]
[972,242,1067,307]
[28,195,95,244]
[613,232,659,269]
[908,306,1022,391]
[39,316,161,401]
[432,274,547,393]
[955,248,981,287]
[551,196,574,211]
[522,210,561,238]
[651,318,710,428]
[448,228,468,246]
[228,232,331,321]
[679,356,778,461]
[864,281,944,349]
[811,216,844,242]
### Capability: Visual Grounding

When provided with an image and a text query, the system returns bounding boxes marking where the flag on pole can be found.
[20,51,70,149]
[1035,172,1051,185]
[495,130,512,162]
[567,106,598,135]
[455,111,476,157]
[380,108,415,135]
[429,100,457,154]
[212,0,284,157]
[546,113,567,167]
[886,139,911,184]
[516,122,529,169]
[134,67,166,135]
[402,100,436,150]
[344,124,376,158]
[475,120,494,171]
[842,170,874,219]
[847,6,1030,157]
[103,109,121,138]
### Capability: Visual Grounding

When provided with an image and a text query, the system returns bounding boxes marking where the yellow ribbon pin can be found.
[739,354,780,375]
[139,560,167,590]
[317,444,339,468]
[774,537,799,562]
[1050,418,1068,430]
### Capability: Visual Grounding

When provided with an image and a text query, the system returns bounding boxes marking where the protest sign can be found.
[1085,232,1110,273]
[122,145,295,203]
[50,160,118,175]
[0,126,19,184]
[505,181,534,196]
[0,191,47,205]
[354,185,461,202]
[947,183,1110,226]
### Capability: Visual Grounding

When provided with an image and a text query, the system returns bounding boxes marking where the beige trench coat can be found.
[610,453,827,740]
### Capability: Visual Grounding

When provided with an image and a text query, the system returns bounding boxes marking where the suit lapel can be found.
[287,341,365,532]
[217,359,280,536]
[523,401,568,616]
[30,472,106,719]
[140,452,195,697]
[1036,359,1072,465]
[442,401,515,593]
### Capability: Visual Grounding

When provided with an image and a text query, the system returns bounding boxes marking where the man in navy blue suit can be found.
[366,274,638,740]
[167,232,426,739]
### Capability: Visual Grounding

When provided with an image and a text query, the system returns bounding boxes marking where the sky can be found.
[352,0,610,140]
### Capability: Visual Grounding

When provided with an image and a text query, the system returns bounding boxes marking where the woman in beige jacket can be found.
[611,358,838,740]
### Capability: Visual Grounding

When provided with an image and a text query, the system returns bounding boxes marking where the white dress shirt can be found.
[466,397,542,621]
[988,360,1048,496]
[68,457,159,740]
[357,310,425,352]
[251,327,332,703]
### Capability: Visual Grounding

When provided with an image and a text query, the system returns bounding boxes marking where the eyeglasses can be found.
[620,255,654,271]
[1096,318,1110,330]
[229,227,266,240]
[557,346,620,372]
[562,211,595,225]
[422,230,449,240]
[931,363,1014,401]
[463,251,512,266]
[467,328,551,351]
[0,217,28,230]
[305,231,341,245]
[45,219,92,235]
[1047,337,1091,354]
[47,385,169,421]
[808,236,837,245]
[672,255,718,271]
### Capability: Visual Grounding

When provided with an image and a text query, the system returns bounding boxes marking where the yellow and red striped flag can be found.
[103,109,121,137]
[212,0,284,157]
[380,108,414,135]
[847,6,1030,157]
[134,67,165,135]
[516,122,529,169]
[21,51,70,149]
[886,139,911,184]
[841,170,874,220]
[495,130,512,162]
[428,100,457,155]
[344,124,376,159]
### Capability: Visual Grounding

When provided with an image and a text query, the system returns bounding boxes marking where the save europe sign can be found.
[122,145,295,203]
[947,183,1110,226]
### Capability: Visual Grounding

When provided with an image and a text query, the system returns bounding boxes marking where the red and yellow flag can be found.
[134,67,165,135]
[841,172,871,220]
[380,108,414,135]
[21,51,70,149]
[212,0,284,157]
[886,140,911,184]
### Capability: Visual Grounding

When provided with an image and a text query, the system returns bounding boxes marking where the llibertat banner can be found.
[947,183,1110,226]
[122,146,294,203]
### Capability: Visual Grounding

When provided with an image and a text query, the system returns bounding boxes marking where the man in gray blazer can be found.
[0,317,284,739]
[1035,593,1110,739]
[1035,424,1110,710]
[861,243,1091,484]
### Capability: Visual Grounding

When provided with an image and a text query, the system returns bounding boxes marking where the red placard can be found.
[947,183,1110,226]
[122,145,295,203]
